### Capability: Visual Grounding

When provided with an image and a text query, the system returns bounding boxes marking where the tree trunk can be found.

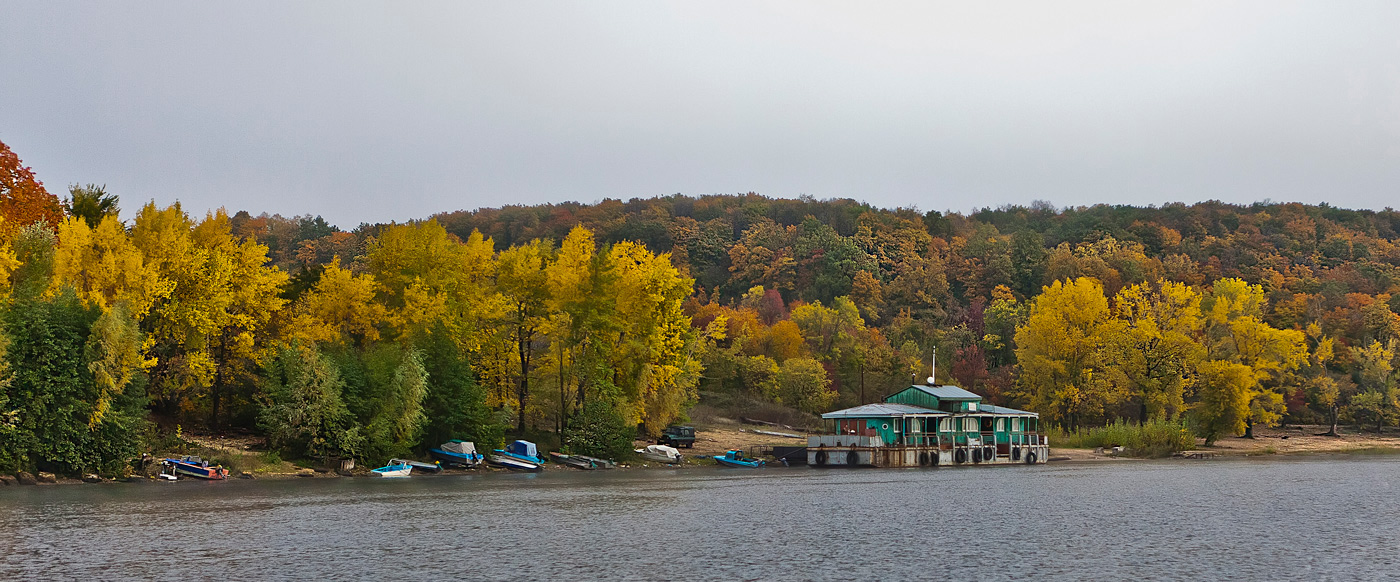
[858,362,865,405]
[1324,405,1339,436]
[1243,418,1254,439]
[558,339,566,434]
[516,321,532,436]
[210,331,227,430]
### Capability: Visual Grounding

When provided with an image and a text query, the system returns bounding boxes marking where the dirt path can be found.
[638,417,809,460]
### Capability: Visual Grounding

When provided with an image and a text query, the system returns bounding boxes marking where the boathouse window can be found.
[996,418,1005,432]
[963,418,977,432]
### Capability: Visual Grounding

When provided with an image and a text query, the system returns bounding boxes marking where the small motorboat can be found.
[714,450,765,468]
[371,459,413,478]
[402,460,442,473]
[488,440,545,472]
[162,456,229,480]
[549,452,597,470]
[636,444,683,464]
[429,440,483,468]
[572,455,616,469]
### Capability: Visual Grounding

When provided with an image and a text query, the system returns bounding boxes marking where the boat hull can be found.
[807,437,1050,468]
[371,466,412,478]
[714,457,762,468]
[572,455,616,469]
[639,452,681,464]
[549,453,596,470]
[165,460,228,480]
[429,449,482,468]
[487,454,543,472]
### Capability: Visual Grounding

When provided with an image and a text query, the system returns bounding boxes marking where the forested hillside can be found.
[3,137,1399,475]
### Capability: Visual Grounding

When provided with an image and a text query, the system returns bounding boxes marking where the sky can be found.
[2,2,1400,228]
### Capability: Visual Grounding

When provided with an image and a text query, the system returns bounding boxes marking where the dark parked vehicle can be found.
[659,425,695,448]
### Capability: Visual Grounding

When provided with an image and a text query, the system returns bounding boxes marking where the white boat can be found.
[371,459,413,478]
[636,444,683,464]
[487,454,543,472]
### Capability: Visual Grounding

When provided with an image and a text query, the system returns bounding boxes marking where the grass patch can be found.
[1049,419,1196,458]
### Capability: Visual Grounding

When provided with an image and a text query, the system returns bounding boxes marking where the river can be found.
[2,456,1398,580]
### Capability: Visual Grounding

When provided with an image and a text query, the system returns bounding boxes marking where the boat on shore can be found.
[488,440,545,472]
[371,460,413,478]
[549,452,598,470]
[714,450,764,468]
[429,440,483,468]
[162,456,229,480]
[572,455,616,469]
[636,444,682,464]
[404,460,442,473]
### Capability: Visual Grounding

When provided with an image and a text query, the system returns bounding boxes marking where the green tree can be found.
[64,184,120,227]
[415,322,501,449]
[257,342,361,460]
[776,357,835,413]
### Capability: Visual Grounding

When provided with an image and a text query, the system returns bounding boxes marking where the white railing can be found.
[808,435,885,448]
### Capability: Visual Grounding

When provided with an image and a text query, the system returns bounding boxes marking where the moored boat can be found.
[404,460,442,473]
[714,450,764,468]
[636,444,682,464]
[572,455,617,469]
[429,440,483,468]
[488,440,546,472]
[371,460,413,478]
[549,452,597,470]
[163,456,229,480]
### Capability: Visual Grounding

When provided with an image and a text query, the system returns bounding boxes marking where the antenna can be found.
[926,352,936,385]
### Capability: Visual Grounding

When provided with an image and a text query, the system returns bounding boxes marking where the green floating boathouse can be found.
[807,382,1048,467]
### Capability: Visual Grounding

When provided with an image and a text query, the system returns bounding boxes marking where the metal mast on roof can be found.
[926,352,936,386]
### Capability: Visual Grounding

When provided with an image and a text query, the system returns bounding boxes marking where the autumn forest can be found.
[3,138,1399,475]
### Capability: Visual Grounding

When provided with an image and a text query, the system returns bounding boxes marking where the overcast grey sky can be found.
[3,2,1399,228]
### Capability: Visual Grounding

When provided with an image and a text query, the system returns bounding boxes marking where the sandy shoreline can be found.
[7,422,1399,485]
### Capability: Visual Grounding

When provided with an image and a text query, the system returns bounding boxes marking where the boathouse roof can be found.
[903,384,982,400]
[977,404,1037,416]
[821,403,947,419]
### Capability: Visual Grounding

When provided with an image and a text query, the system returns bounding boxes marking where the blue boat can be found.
[488,440,546,472]
[371,459,413,478]
[429,440,483,468]
[162,456,230,480]
[714,450,765,468]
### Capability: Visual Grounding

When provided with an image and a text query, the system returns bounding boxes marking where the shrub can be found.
[1049,419,1195,458]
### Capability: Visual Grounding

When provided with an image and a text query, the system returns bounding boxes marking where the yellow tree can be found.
[285,261,386,345]
[0,217,24,298]
[1014,277,1127,428]
[365,219,480,338]
[52,215,172,319]
[494,239,551,433]
[1197,278,1307,439]
[1350,340,1399,433]
[608,241,699,434]
[134,204,287,424]
[200,211,288,426]
[545,226,616,423]
[1107,280,1204,421]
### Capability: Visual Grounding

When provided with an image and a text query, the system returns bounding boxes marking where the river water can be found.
[2,456,1398,580]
